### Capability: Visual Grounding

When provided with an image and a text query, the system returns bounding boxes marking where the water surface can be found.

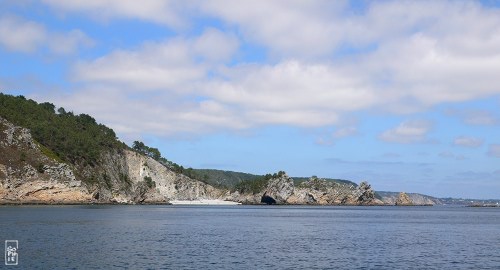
[1,205,499,269]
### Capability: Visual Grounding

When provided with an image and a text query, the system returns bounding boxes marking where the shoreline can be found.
[170,199,242,205]
[0,200,440,206]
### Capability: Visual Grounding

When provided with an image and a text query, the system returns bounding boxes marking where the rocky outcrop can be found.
[0,117,226,204]
[395,192,413,206]
[261,175,295,204]
[0,117,90,203]
[122,150,228,203]
[231,174,383,205]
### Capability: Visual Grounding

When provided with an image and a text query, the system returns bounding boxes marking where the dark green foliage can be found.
[144,176,156,188]
[133,141,161,160]
[234,175,271,194]
[19,152,26,162]
[234,172,283,194]
[192,169,359,191]
[36,163,45,173]
[0,93,123,166]
[293,176,357,187]
[192,169,264,189]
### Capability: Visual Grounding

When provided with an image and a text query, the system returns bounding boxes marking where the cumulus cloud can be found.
[453,136,483,148]
[487,144,500,158]
[0,15,93,54]
[42,0,187,28]
[74,28,237,91]
[200,0,347,59]
[206,60,374,126]
[32,1,500,137]
[379,120,432,144]
[0,16,45,53]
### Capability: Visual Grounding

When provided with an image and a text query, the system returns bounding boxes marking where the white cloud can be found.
[34,1,500,137]
[206,60,375,126]
[0,16,45,53]
[193,28,239,62]
[379,120,432,144]
[453,136,483,148]
[200,0,347,59]
[0,15,93,54]
[487,144,500,158]
[74,40,205,91]
[74,28,237,91]
[42,0,187,28]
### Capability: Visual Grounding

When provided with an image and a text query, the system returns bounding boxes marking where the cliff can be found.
[0,117,90,203]
[0,116,226,204]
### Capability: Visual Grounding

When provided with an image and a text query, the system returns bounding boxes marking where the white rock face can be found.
[124,150,227,202]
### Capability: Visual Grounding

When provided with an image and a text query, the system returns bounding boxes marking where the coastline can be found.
[0,200,438,206]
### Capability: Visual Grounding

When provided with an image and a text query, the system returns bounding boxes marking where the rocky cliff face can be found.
[0,117,225,204]
[230,174,383,205]
[122,150,228,203]
[0,117,90,203]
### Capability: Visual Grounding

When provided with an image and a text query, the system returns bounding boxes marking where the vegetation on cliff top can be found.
[234,171,287,194]
[0,93,124,166]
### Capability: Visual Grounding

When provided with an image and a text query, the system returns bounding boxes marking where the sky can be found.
[1,0,500,199]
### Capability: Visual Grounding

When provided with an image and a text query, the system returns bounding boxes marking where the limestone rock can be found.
[395,192,413,206]
[261,173,294,204]
[231,174,383,205]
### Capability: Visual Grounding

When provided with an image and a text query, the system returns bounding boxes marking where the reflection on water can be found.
[1,205,499,269]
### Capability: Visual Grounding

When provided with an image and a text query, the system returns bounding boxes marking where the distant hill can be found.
[438,197,500,206]
[377,191,442,205]
[192,168,358,190]
[191,169,259,189]
[292,177,357,187]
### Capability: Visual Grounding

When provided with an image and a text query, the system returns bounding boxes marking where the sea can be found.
[0,205,499,269]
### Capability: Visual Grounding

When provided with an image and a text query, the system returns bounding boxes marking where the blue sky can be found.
[1,0,500,199]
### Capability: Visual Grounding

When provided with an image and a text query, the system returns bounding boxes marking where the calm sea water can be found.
[0,205,499,269]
